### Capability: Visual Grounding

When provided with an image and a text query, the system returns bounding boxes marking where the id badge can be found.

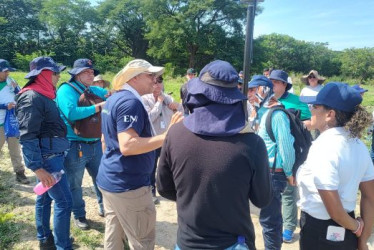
[326,225,345,241]
[160,120,166,129]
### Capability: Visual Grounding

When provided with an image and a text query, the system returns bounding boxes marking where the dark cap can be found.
[187,68,196,74]
[300,82,362,112]
[0,59,16,72]
[248,75,273,89]
[187,60,246,104]
[25,56,66,79]
[68,59,99,81]
[269,69,292,91]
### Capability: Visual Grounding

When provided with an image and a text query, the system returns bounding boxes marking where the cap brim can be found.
[59,65,66,72]
[1,67,16,72]
[187,78,246,104]
[68,67,99,76]
[147,66,164,76]
[25,66,66,79]
[299,95,317,104]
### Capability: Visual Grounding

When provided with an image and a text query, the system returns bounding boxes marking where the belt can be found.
[71,140,99,145]
[270,168,284,173]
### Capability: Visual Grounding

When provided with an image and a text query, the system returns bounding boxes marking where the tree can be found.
[38,0,98,65]
[142,0,247,72]
[0,0,43,60]
[252,33,341,76]
[96,0,149,59]
[340,48,374,83]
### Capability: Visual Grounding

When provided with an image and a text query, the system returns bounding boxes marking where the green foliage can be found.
[0,0,373,80]
[339,48,374,83]
[93,53,134,73]
[143,0,247,73]
[252,34,341,76]
[13,52,55,71]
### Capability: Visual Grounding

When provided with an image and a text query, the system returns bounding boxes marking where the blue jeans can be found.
[175,242,249,250]
[259,172,287,250]
[64,141,103,218]
[35,155,72,250]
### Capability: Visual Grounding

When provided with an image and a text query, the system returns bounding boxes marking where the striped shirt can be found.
[258,109,295,176]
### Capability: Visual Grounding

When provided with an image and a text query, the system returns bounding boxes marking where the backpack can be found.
[265,105,312,177]
[60,82,103,138]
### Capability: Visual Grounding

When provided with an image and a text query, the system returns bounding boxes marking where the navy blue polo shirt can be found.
[97,90,155,193]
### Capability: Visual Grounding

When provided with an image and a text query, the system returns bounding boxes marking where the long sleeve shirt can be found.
[142,93,182,135]
[56,81,107,141]
[258,109,296,177]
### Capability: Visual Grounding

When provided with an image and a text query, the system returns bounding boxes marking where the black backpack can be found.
[265,105,312,177]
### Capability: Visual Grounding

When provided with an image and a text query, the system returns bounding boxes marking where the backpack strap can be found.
[265,105,286,143]
[57,82,84,128]
[61,81,84,95]
[265,105,287,173]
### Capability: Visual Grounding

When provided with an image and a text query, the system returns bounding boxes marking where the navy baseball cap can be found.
[0,59,16,72]
[25,56,66,79]
[248,75,273,89]
[300,82,362,112]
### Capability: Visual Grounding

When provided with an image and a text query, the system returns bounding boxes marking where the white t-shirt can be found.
[297,127,374,220]
[300,85,323,97]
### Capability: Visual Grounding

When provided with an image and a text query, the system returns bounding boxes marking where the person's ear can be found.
[325,109,336,126]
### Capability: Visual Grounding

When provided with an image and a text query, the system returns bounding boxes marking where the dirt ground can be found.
[2,146,374,250]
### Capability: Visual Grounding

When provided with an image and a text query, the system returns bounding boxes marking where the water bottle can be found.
[33,170,64,195]
[230,236,249,250]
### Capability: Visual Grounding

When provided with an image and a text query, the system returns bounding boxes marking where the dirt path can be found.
[2,146,374,249]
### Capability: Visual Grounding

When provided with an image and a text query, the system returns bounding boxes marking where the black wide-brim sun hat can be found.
[187,60,246,104]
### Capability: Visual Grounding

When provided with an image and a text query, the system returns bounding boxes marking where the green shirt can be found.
[280,92,311,120]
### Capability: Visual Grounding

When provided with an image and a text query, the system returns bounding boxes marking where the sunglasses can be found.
[308,75,316,79]
[53,72,60,76]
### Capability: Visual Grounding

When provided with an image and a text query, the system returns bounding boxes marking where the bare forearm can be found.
[120,134,165,156]
[359,195,374,242]
[319,189,358,230]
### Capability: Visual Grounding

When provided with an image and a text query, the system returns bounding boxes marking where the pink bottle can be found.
[33,170,64,195]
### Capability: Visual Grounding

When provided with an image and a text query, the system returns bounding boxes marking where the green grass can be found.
[0,171,21,249]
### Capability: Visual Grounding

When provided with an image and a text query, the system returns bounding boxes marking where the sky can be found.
[254,0,374,51]
[89,0,374,51]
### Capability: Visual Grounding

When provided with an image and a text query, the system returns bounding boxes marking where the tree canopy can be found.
[0,0,373,81]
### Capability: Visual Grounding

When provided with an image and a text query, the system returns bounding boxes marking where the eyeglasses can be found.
[53,72,60,76]
[308,75,316,79]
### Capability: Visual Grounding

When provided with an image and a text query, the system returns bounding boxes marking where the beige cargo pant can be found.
[0,126,25,173]
[100,186,156,250]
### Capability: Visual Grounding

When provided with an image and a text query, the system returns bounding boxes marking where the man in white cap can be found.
[97,59,183,249]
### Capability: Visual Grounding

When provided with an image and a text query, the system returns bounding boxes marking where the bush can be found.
[93,53,134,74]
[12,52,55,72]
